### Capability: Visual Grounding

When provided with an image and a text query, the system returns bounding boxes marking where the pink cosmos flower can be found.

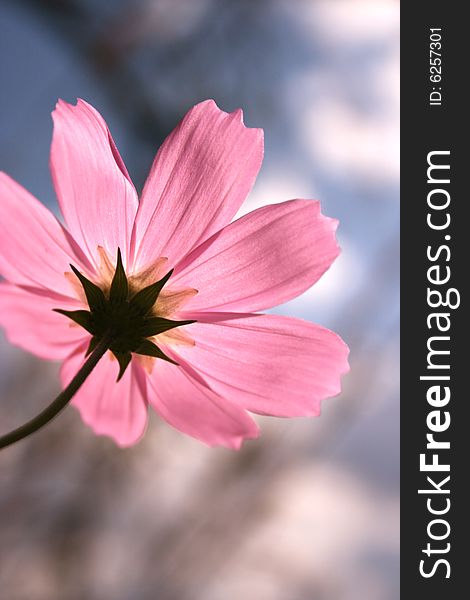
[0,99,349,449]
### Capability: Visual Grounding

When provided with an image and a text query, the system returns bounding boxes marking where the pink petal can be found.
[172,200,340,312]
[0,283,87,360]
[131,100,263,270]
[61,349,148,447]
[147,358,260,449]
[50,99,138,268]
[0,173,91,296]
[173,314,349,416]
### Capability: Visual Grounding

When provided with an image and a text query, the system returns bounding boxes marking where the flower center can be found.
[55,249,195,380]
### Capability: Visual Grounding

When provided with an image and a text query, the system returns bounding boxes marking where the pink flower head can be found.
[0,99,349,449]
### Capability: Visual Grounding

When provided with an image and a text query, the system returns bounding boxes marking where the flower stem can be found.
[0,335,112,450]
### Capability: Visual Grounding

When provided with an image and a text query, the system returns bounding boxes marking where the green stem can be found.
[0,335,112,450]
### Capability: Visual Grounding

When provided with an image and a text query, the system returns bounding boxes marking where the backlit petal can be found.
[61,348,148,447]
[172,200,339,312]
[147,357,259,449]
[0,283,86,359]
[174,313,349,416]
[132,99,263,270]
[50,99,138,268]
[0,173,91,296]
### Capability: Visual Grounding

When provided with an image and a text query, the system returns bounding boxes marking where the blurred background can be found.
[0,1,399,599]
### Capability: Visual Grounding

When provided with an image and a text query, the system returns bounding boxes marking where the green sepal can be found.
[135,339,178,365]
[129,269,174,316]
[70,265,106,311]
[85,336,99,357]
[139,317,195,338]
[53,309,94,334]
[109,248,128,306]
[57,255,192,378]
[114,352,132,381]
